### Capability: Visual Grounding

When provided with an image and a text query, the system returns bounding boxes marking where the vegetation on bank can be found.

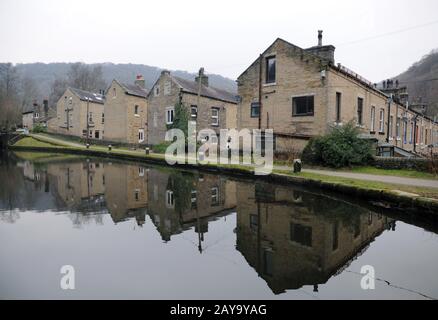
[13,137,60,148]
[302,122,373,168]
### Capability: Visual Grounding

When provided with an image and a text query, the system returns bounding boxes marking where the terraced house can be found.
[104,76,149,145]
[237,31,438,156]
[49,87,105,140]
[147,70,238,146]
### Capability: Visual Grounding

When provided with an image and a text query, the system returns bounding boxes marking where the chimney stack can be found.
[135,74,145,88]
[195,68,209,87]
[318,30,323,46]
[43,99,49,115]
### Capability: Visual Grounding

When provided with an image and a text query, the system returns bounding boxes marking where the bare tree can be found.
[20,76,41,110]
[0,63,21,130]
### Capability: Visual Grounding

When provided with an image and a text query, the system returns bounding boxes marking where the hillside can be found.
[394,50,438,118]
[13,62,237,100]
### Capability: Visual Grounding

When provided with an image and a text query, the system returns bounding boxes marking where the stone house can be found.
[104,76,149,145]
[237,32,438,156]
[22,100,54,130]
[147,70,238,146]
[49,87,105,140]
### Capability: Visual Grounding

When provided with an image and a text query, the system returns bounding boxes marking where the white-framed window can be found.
[154,86,160,97]
[138,129,145,143]
[191,105,198,119]
[164,81,171,95]
[379,109,385,133]
[89,112,93,123]
[166,107,175,125]
[370,106,375,132]
[211,187,219,206]
[134,189,140,202]
[166,190,174,209]
[134,105,139,116]
[139,167,145,177]
[102,113,104,124]
[396,117,401,139]
[211,108,219,126]
[34,112,39,119]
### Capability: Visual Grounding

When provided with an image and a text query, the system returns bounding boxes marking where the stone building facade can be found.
[49,87,105,140]
[237,34,438,156]
[147,70,238,146]
[104,76,149,145]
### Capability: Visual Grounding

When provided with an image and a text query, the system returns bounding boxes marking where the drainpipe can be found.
[258,54,263,130]
[413,115,419,154]
[386,95,392,143]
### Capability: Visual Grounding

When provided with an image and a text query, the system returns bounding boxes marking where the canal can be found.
[1,151,438,300]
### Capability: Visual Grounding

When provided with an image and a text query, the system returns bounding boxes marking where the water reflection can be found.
[0,153,401,295]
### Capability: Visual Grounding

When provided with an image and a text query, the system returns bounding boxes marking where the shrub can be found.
[302,122,373,168]
[32,124,47,133]
[152,141,173,154]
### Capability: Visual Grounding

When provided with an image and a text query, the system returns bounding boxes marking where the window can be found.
[166,107,174,124]
[134,105,139,115]
[332,223,339,251]
[357,98,364,125]
[379,109,385,133]
[94,131,100,139]
[251,102,260,118]
[191,190,197,209]
[370,106,376,132]
[250,214,258,232]
[190,105,198,119]
[139,167,145,177]
[89,112,93,123]
[403,120,408,144]
[166,190,174,208]
[154,86,160,97]
[396,117,401,138]
[101,113,104,124]
[290,223,312,247]
[211,108,219,126]
[293,96,314,116]
[410,122,414,144]
[34,112,39,119]
[153,112,158,127]
[211,187,219,206]
[336,92,342,123]
[265,56,276,84]
[112,87,116,98]
[389,116,393,137]
[134,189,140,202]
[164,81,171,95]
[263,250,274,277]
[138,129,145,143]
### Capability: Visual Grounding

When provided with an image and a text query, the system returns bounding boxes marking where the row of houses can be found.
[23,31,438,156]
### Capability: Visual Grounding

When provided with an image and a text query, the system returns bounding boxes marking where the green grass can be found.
[347,166,437,180]
[275,170,438,199]
[13,137,61,148]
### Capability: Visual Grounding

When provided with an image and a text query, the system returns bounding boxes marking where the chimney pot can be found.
[318,30,323,46]
[134,74,146,89]
[195,67,209,87]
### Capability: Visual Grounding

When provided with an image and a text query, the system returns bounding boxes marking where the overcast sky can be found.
[1,0,438,82]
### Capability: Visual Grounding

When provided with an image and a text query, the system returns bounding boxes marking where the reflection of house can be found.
[47,161,106,212]
[104,163,148,225]
[235,182,393,294]
[147,169,237,243]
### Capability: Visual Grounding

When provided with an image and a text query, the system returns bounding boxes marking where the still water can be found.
[1,152,438,300]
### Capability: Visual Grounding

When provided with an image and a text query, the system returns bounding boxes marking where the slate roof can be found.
[22,105,34,114]
[69,87,105,104]
[115,80,149,98]
[171,76,238,104]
